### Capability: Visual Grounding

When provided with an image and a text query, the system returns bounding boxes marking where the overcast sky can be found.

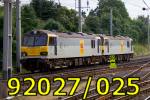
[15,0,150,19]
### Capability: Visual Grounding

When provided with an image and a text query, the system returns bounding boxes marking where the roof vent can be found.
[88,33,93,35]
[77,32,84,36]
[67,32,74,35]
[30,30,37,35]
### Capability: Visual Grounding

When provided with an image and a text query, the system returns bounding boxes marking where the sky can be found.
[123,0,150,19]
[2,0,150,19]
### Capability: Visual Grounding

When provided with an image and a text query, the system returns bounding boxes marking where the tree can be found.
[56,7,78,32]
[31,0,59,20]
[21,5,38,33]
[31,0,78,32]
[84,15,100,34]
[44,19,66,32]
[133,16,148,43]
[84,0,149,44]
[85,0,130,35]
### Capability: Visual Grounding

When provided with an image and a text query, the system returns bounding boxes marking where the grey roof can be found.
[25,29,132,40]
[28,30,96,39]
[98,34,132,40]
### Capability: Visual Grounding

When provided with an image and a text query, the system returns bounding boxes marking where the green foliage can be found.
[85,0,130,35]
[0,6,3,16]
[31,0,78,32]
[133,44,150,56]
[55,7,78,32]
[21,5,38,33]
[31,0,60,20]
[85,0,149,44]
[133,16,148,43]
[44,19,66,32]
[84,15,100,34]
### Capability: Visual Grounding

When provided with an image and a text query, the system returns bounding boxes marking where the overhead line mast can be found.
[16,0,21,72]
[3,0,13,80]
[142,0,150,48]
[1,1,13,97]
[77,0,89,32]
[78,0,82,32]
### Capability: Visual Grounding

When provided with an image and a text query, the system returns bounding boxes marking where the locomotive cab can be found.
[21,30,59,72]
[21,30,49,57]
[21,30,58,58]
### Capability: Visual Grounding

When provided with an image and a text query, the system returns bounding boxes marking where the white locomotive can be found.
[21,30,133,72]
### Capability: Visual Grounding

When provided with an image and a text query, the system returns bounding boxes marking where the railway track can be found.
[0,56,150,99]
[115,80,150,100]
[98,62,150,100]
[13,59,150,83]
[0,55,149,80]
[62,62,150,100]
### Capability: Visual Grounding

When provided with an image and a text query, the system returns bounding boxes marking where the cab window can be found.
[127,41,130,48]
[23,36,34,46]
[23,35,47,46]
[49,37,57,46]
[91,40,95,48]
[34,35,47,46]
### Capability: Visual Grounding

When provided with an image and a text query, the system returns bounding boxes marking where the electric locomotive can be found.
[21,30,133,72]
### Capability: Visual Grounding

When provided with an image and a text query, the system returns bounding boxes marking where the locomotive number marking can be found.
[8,77,140,99]
[53,78,67,96]
[23,78,36,96]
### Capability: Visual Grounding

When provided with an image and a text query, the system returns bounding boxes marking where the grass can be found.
[133,44,150,57]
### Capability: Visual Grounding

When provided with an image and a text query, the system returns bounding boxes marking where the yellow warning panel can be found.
[80,40,84,56]
[21,46,48,56]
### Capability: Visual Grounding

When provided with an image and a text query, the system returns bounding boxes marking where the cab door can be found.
[49,37,57,56]
[100,36,104,55]
[105,39,109,54]
[97,39,100,53]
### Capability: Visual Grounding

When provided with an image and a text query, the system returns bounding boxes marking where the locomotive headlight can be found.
[40,52,48,56]
[21,52,27,57]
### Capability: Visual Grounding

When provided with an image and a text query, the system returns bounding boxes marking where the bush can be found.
[133,44,150,56]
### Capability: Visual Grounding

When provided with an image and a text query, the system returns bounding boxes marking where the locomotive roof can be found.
[25,30,132,40]
[26,30,97,39]
[98,34,132,40]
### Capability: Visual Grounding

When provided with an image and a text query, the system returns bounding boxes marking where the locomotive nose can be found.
[21,46,48,56]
